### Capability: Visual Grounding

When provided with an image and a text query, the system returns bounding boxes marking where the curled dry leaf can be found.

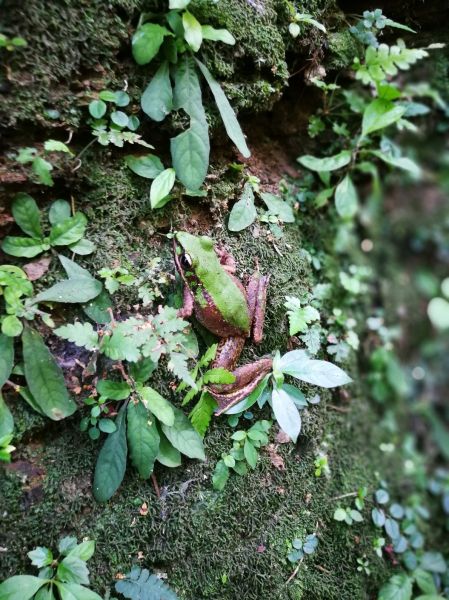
[267,443,285,471]
[23,256,51,281]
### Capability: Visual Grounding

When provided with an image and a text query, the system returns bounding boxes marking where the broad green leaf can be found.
[99,419,116,433]
[67,540,95,562]
[55,322,99,351]
[56,582,103,600]
[34,278,102,304]
[96,379,131,400]
[49,212,87,246]
[110,111,129,128]
[169,0,191,8]
[18,386,45,415]
[33,157,54,186]
[141,61,173,122]
[49,200,71,225]
[83,289,112,324]
[369,150,421,177]
[282,384,307,408]
[378,574,413,600]
[228,183,257,232]
[420,551,447,573]
[201,25,235,45]
[58,537,77,555]
[44,140,72,154]
[182,11,203,52]
[128,357,157,383]
[22,327,76,420]
[334,174,358,218]
[57,556,89,585]
[127,400,160,478]
[139,386,175,426]
[0,393,14,437]
[1,315,23,337]
[59,255,95,280]
[171,119,209,190]
[162,406,205,459]
[156,430,182,467]
[132,23,172,65]
[27,546,53,568]
[414,569,437,595]
[361,99,405,137]
[88,100,107,119]
[212,459,230,491]
[93,404,128,502]
[0,575,47,600]
[35,585,56,600]
[1,236,48,258]
[260,192,295,222]
[150,168,176,209]
[298,150,352,172]
[173,55,205,122]
[196,58,250,158]
[271,387,302,443]
[244,438,258,468]
[125,154,164,179]
[11,193,42,237]
[69,239,96,255]
[279,350,352,388]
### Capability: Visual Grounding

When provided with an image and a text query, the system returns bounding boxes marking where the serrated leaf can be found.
[125,154,164,179]
[141,61,173,122]
[11,193,42,237]
[102,331,141,362]
[139,386,175,426]
[167,352,197,388]
[203,368,236,384]
[93,404,127,502]
[228,183,257,232]
[335,174,358,218]
[44,139,72,154]
[132,23,172,65]
[182,11,202,52]
[0,575,47,600]
[57,556,89,585]
[33,157,54,186]
[49,212,87,246]
[22,327,76,420]
[189,392,216,436]
[96,379,131,400]
[298,150,352,172]
[271,387,302,443]
[115,566,179,600]
[127,400,160,479]
[27,546,53,568]
[161,406,205,459]
[55,322,99,351]
[1,236,48,258]
[196,58,250,158]
[378,574,413,600]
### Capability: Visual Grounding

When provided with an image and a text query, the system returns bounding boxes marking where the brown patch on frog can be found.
[5,442,46,509]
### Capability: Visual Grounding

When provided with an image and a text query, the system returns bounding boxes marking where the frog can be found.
[173,231,272,415]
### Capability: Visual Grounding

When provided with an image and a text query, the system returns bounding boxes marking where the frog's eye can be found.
[180,253,192,268]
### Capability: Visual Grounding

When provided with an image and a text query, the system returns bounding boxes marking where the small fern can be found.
[353,39,428,84]
[115,566,179,600]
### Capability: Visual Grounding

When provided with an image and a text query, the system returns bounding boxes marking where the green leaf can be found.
[141,61,173,122]
[189,392,216,436]
[298,150,352,172]
[244,438,258,468]
[228,183,257,232]
[171,119,209,190]
[182,11,203,52]
[132,23,172,65]
[201,25,235,45]
[414,569,437,595]
[33,157,54,186]
[89,100,107,119]
[195,58,250,158]
[49,212,87,246]
[59,255,93,280]
[169,0,191,7]
[22,327,76,420]
[11,193,42,237]
[368,150,421,177]
[34,277,102,304]
[27,546,53,568]
[139,386,175,426]
[212,459,230,491]
[55,322,99,351]
[354,41,428,85]
[69,239,96,256]
[1,236,48,258]
[49,200,71,225]
[125,154,164,179]
[35,585,56,600]
[0,393,14,438]
[335,174,358,218]
[420,552,447,573]
[0,575,47,600]
[333,508,347,521]
[0,334,14,387]
[1,315,23,337]
[56,582,103,600]
[203,368,236,385]
[378,574,413,600]
[93,404,128,502]
[127,400,160,478]
[260,192,295,223]
[361,99,405,137]
[97,379,131,400]
[173,54,205,122]
[57,556,89,585]
[83,289,112,324]
[67,540,95,562]
[279,351,352,388]
[110,111,129,128]
[150,168,176,209]
[161,406,205,459]
[271,387,302,443]
[99,419,117,433]
[115,567,179,600]
[284,297,320,335]
[44,139,72,154]
[156,430,182,467]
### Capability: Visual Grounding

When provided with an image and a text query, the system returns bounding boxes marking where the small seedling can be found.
[287,533,319,562]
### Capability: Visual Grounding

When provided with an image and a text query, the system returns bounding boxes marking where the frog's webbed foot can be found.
[208,357,273,415]
[246,272,270,344]
[215,246,237,274]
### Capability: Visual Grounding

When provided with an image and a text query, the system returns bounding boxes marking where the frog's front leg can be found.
[178,286,194,318]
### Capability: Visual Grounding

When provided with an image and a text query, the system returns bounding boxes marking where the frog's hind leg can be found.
[246,273,270,344]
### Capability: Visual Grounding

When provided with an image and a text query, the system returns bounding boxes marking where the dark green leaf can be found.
[1,236,48,258]
[22,327,76,420]
[97,379,131,400]
[127,400,160,478]
[189,392,216,436]
[49,213,87,246]
[0,575,47,600]
[172,54,205,122]
[0,333,14,387]
[139,386,174,426]
[171,119,209,190]
[212,459,230,491]
[128,357,157,383]
[156,430,182,467]
[141,61,173,122]
[0,393,14,438]
[125,154,164,179]
[196,58,250,158]
[56,582,103,600]
[34,277,102,304]
[83,289,112,324]
[12,193,42,238]
[93,404,128,502]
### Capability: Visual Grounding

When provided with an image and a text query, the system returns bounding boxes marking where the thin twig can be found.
[315,565,331,575]
[151,473,160,498]
[327,404,350,413]
[331,491,358,501]
[286,559,303,584]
